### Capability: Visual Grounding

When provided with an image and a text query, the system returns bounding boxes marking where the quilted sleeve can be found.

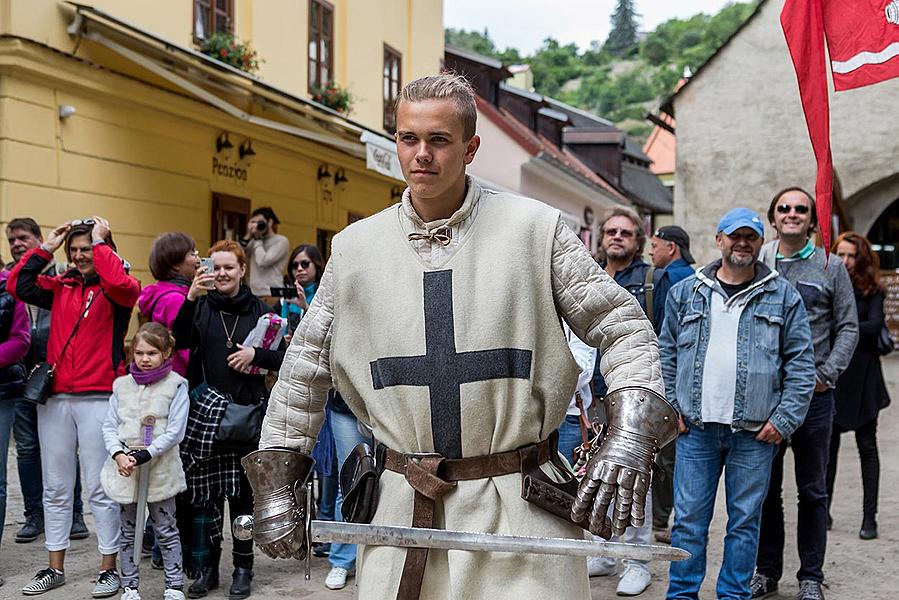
[259,261,334,453]
[551,221,664,397]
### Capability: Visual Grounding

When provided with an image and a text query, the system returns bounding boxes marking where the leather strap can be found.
[384,437,555,600]
[382,436,554,481]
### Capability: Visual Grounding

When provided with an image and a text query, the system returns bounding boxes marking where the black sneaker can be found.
[70,513,89,540]
[16,515,44,543]
[22,568,65,596]
[797,580,825,600]
[750,572,778,599]
[151,555,164,570]
[91,569,120,598]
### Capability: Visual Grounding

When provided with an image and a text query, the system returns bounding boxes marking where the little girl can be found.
[101,322,189,600]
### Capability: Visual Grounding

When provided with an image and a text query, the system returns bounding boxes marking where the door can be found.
[212,193,250,243]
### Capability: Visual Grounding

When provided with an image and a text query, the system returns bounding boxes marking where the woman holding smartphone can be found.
[276,244,325,339]
[172,240,286,600]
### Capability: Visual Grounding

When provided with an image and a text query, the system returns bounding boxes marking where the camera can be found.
[270,286,298,299]
[255,220,267,232]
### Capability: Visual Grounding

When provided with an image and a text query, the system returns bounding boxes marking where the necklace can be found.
[219,312,240,349]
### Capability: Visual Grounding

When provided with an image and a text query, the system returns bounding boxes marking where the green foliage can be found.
[605,0,640,57]
[445,1,759,141]
[200,32,262,75]
[311,82,354,114]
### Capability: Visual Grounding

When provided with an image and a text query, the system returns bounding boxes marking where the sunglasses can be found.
[293,259,312,269]
[603,227,636,238]
[70,218,96,227]
[775,204,810,215]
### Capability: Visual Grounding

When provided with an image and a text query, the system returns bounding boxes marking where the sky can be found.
[444,0,738,55]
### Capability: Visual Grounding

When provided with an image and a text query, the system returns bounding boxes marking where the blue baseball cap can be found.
[717,208,764,236]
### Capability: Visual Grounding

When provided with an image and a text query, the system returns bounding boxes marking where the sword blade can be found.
[132,464,151,565]
[310,520,689,562]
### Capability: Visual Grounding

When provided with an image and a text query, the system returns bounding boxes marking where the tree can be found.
[605,0,640,57]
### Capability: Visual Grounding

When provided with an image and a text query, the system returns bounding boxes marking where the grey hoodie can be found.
[759,241,858,388]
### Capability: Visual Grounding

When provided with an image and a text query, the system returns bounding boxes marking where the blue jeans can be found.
[0,397,16,542]
[667,423,778,600]
[757,391,834,583]
[14,398,83,518]
[329,410,367,570]
[557,414,582,467]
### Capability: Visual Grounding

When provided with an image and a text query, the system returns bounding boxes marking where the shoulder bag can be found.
[23,290,96,405]
[876,325,894,356]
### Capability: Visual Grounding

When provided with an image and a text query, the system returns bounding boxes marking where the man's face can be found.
[772,190,813,238]
[601,215,639,262]
[717,227,763,268]
[649,236,675,268]
[7,227,42,263]
[395,98,479,202]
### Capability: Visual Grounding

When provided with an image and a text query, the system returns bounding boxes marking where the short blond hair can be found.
[395,72,477,139]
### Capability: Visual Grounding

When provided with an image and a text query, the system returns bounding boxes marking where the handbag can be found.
[876,325,894,356]
[340,442,385,524]
[22,291,96,405]
[215,399,266,449]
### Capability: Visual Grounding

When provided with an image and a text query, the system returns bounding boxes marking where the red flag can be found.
[780,0,899,254]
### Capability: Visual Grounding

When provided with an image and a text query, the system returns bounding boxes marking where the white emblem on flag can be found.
[887,1,899,25]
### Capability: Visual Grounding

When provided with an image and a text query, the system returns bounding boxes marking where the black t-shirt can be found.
[716,277,753,298]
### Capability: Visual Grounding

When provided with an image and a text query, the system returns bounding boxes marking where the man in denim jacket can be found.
[660,208,816,600]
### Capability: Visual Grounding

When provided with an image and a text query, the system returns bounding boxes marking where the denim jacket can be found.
[659,260,816,437]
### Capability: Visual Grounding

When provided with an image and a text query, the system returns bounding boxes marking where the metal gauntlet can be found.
[241,449,315,560]
[571,387,678,538]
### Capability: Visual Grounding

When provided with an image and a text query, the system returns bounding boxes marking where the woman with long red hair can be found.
[827,231,891,540]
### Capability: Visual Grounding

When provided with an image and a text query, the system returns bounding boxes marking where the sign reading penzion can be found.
[212,157,248,182]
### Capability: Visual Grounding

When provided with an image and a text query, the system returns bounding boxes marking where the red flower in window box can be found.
[311,81,354,114]
[201,33,262,75]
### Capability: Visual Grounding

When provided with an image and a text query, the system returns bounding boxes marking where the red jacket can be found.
[8,244,140,394]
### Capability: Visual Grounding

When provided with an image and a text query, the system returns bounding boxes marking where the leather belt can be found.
[380,437,555,600]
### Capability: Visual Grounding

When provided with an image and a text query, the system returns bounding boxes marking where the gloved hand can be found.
[241,449,315,560]
[570,387,678,539]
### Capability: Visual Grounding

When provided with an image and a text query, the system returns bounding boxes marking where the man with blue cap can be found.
[658,208,816,600]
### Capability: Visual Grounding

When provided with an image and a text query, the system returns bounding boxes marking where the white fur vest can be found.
[101,371,188,504]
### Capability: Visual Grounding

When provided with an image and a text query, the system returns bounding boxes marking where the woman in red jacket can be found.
[9,217,140,598]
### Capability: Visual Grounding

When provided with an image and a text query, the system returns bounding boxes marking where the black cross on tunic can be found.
[369,270,532,458]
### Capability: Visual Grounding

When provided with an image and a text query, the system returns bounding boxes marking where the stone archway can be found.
[846,173,899,268]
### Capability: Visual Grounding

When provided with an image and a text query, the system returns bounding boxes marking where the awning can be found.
[64,2,399,170]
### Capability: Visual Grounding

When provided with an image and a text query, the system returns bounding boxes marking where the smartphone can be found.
[270,286,299,299]
[200,258,216,289]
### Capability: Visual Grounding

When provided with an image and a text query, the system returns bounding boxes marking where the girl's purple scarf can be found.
[130,358,174,386]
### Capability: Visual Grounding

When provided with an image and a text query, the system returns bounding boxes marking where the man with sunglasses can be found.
[751,188,858,600]
[589,206,656,596]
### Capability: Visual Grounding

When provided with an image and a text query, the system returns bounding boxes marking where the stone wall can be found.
[673,0,899,264]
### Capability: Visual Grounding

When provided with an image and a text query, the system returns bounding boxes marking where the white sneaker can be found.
[616,564,651,596]
[587,556,617,577]
[325,566,349,590]
[163,589,185,600]
[121,588,141,600]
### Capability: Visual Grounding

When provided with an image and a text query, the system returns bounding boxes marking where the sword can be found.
[232,515,688,563]
[131,415,156,565]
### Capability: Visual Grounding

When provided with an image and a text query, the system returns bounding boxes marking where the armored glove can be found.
[241,449,315,560]
[571,387,678,539]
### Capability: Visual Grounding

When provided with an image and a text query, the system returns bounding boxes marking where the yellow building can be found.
[0,0,444,290]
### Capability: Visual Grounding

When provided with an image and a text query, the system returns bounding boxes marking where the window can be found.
[309,0,334,93]
[383,45,402,132]
[194,0,233,41]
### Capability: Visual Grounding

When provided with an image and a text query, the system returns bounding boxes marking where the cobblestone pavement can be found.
[2,357,897,599]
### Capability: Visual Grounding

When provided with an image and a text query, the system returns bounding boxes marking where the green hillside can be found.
[446,1,758,140]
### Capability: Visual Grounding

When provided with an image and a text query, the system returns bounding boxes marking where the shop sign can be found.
[212,156,249,182]
[360,131,404,181]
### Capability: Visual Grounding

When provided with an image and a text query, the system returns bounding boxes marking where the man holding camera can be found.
[240,207,289,299]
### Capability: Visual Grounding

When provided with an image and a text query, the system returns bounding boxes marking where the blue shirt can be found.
[652,258,696,334]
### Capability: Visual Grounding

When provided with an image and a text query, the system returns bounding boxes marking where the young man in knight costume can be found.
[242,74,677,599]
